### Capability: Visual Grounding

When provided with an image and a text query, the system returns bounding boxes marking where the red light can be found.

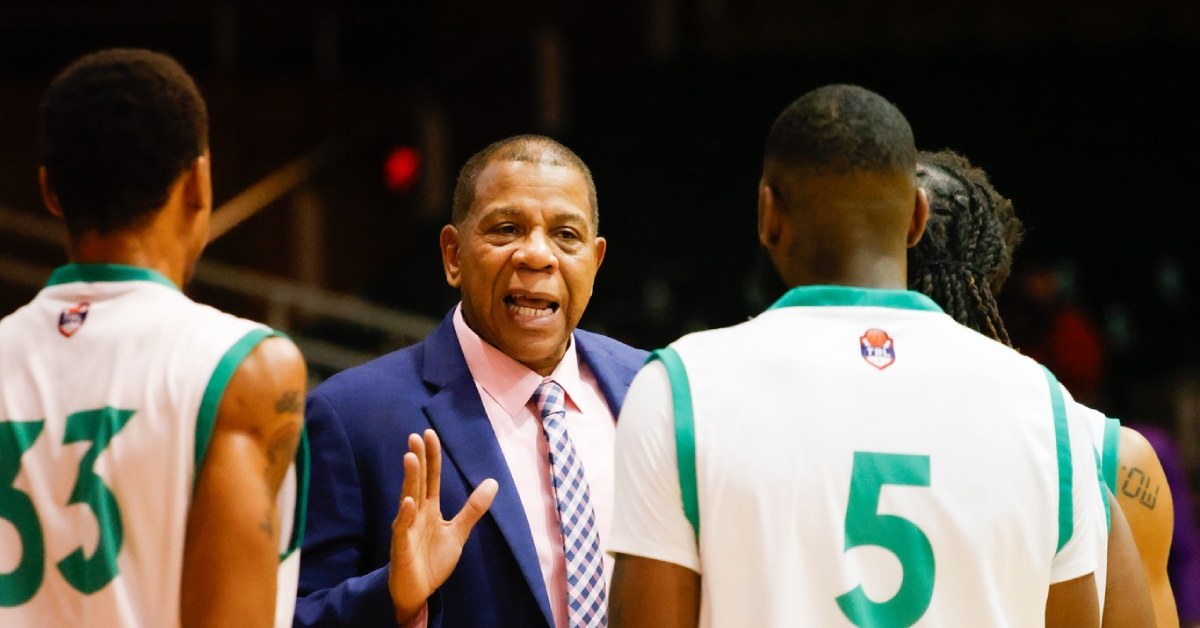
[384,146,421,192]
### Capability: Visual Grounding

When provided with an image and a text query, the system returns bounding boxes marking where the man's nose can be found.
[512,228,557,270]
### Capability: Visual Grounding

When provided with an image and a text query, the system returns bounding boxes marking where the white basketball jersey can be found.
[0,264,305,627]
[611,285,1102,628]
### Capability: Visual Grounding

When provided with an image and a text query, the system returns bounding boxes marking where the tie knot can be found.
[533,380,566,420]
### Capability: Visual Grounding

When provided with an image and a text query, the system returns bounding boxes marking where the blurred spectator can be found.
[1004,259,1107,407]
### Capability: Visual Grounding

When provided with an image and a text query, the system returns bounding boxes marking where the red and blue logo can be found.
[860,328,895,370]
[58,302,89,338]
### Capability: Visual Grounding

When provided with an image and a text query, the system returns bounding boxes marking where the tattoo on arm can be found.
[259,512,274,538]
[265,422,301,472]
[1119,465,1160,510]
[260,417,302,540]
[274,390,303,414]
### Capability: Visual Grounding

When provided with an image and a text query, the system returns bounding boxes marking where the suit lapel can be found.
[576,330,640,416]
[421,312,555,628]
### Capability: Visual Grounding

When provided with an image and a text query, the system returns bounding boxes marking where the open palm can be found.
[388,429,499,623]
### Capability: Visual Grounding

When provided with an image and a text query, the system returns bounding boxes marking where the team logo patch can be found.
[860,328,895,370]
[58,302,90,338]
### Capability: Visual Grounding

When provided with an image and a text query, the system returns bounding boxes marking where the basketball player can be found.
[608,85,1104,627]
[910,149,1169,627]
[0,49,306,627]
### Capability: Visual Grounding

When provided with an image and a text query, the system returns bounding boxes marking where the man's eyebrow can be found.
[552,212,590,226]
[477,207,521,221]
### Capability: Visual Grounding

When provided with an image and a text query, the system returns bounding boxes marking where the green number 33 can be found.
[836,451,936,627]
[0,407,135,606]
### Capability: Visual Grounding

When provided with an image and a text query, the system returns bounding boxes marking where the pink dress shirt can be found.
[452,305,616,628]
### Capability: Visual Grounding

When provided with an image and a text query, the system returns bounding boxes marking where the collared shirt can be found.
[453,305,616,628]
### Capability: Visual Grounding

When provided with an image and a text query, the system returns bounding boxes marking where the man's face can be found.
[440,159,606,376]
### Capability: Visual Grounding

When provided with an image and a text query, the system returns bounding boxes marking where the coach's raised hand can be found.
[389,429,498,624]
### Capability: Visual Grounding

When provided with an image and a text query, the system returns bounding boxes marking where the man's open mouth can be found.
[504,294,560,318]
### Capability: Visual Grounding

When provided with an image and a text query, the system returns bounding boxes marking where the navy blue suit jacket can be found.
[294,310,647,627]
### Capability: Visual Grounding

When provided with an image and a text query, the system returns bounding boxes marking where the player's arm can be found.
[614,554,700,628]
[1102,492,1156,627]
[1114,426,1179,628]
[181,336,307,628]
[1047,573,1101,628]
[611,555,699,628]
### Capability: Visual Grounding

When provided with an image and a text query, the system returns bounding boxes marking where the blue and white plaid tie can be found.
[532,380,607,628]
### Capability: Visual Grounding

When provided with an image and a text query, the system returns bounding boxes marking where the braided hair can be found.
[909,150,1022,346]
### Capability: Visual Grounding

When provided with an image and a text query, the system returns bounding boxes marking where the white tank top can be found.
[610,285,1103,627]
[0,264,304,627]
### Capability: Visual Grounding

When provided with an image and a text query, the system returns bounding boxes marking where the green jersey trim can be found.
[46,263,179,291]
[282,428,310,561]
[647,348,700,545]
[1092,445,1112,533]
[767,285,944,313]
[194,328,277,491]
[1041,367,1073,553]
[1102,417,1121,496]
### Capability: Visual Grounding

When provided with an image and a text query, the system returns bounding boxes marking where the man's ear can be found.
[439,224,463,288]
[39,167,64,219]
[906,186,930,248]
[758,179,783,249]
[593,235,606,269]
[182,152,213,214]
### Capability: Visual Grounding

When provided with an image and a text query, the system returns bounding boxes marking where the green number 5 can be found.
[836,451,935,628]
[0,407,134,606]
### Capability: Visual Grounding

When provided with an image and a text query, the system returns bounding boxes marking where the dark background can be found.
[2,2,1196,370]
[1,1,1198,611]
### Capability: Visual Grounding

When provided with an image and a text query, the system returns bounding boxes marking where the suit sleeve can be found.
[293,391,402,627]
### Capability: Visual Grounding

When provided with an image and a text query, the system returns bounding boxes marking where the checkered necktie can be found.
[532,380,607,628]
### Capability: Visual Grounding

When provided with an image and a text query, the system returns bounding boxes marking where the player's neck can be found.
[66,224,190,289]
[780,253,910,291]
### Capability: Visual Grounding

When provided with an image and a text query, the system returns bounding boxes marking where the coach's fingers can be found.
[424,429,442,502]
[393,496,417,535]
[408,433,426,508]
[396,451,420,524]
[450,479,498,545]
[391,496,418,564]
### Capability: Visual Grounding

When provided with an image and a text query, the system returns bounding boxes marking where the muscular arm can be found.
[181,336,307,627]
[1103,493,1155,627]
[1114,426,1179,628]
[610,554,700,628]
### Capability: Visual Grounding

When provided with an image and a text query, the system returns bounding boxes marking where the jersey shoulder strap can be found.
[1040,366,1073,553]
[647,347,699,545]
[1102,417,1121,495]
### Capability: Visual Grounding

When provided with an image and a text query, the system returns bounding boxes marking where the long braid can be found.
[908,149,1022,346]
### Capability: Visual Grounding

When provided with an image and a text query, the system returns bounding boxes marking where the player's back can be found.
[0,265,281,627]
[667,287,1099,627]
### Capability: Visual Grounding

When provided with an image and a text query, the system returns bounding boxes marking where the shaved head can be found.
[759,85,925,289]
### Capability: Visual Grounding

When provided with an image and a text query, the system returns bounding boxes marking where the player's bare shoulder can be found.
[218,335,306,448]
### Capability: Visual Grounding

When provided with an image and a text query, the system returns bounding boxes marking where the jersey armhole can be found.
[193,327,279,493]
[1040,366,1073,553]
[647,348,699,545]
[1091,443,1112,533]
[282,427,310,561]
[1102,417,1121,495]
